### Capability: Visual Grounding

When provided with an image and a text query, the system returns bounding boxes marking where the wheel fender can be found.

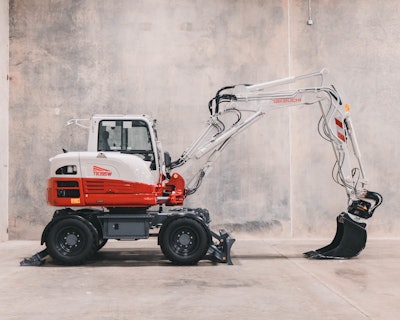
[41,212,99,245]
[158,213,212,246]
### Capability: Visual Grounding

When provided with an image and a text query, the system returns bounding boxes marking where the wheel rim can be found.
[55,226,87,256]
[169,226,200,256]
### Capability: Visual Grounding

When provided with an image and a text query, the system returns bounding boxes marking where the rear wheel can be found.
[46,218,98,265]
[159,217,210,265]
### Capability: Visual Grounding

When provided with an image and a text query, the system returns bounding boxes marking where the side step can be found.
[304,213,367,259]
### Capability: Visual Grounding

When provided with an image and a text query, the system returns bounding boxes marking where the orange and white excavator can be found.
[21,69,382,266]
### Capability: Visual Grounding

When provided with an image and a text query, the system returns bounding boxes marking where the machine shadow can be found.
[231,253,304,261]
[43,247,219,267]
[90,248,169,267]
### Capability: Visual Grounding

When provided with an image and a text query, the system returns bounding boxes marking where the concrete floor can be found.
[0,238,399,320]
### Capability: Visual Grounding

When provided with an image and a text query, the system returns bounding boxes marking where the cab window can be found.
[98,120,155,164]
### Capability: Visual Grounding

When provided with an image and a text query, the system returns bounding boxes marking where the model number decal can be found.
[93,165,112,176]
[273,98,302,104]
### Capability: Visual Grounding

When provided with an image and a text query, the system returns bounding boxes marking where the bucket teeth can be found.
[304,213,367,259]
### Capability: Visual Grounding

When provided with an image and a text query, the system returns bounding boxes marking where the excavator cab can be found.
[90,115,159,169]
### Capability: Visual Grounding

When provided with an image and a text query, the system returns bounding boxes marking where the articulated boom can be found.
[172,69,382,258]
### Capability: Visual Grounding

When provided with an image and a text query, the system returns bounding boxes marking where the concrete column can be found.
[0,0,9,241]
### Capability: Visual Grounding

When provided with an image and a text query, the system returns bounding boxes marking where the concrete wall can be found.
[0,0,9,242]
[8,0,399,240]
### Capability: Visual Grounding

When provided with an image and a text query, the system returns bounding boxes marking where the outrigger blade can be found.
[304,213,367,259]
[20,248,48,266]
[208,229,236,265]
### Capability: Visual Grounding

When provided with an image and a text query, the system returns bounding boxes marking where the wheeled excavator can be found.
[21,69,382,266]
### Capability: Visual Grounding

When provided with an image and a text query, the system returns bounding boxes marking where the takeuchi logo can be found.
[273,98,302,104]
[93,165,112,176]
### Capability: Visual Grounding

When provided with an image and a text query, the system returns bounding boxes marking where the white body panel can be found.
[49,152,156,185]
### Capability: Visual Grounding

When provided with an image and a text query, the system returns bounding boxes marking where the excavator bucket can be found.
[304,213,367,259]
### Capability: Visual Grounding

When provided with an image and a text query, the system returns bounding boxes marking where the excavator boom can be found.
[171,69,382,258]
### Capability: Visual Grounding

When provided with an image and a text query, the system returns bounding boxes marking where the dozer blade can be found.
[304,213,367,259]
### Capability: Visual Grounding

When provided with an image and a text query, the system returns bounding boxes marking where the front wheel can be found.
[46,218,98,265]
[159,217,210,265]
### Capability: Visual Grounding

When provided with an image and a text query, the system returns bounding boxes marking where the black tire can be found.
[159,217,210,265]
[46,218,98,265]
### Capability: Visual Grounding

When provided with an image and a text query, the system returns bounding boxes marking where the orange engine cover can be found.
[47,151,186,208]
[47,173,186,208]
[47,177,161,207]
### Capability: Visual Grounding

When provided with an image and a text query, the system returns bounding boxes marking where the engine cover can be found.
[47,152,160,207]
